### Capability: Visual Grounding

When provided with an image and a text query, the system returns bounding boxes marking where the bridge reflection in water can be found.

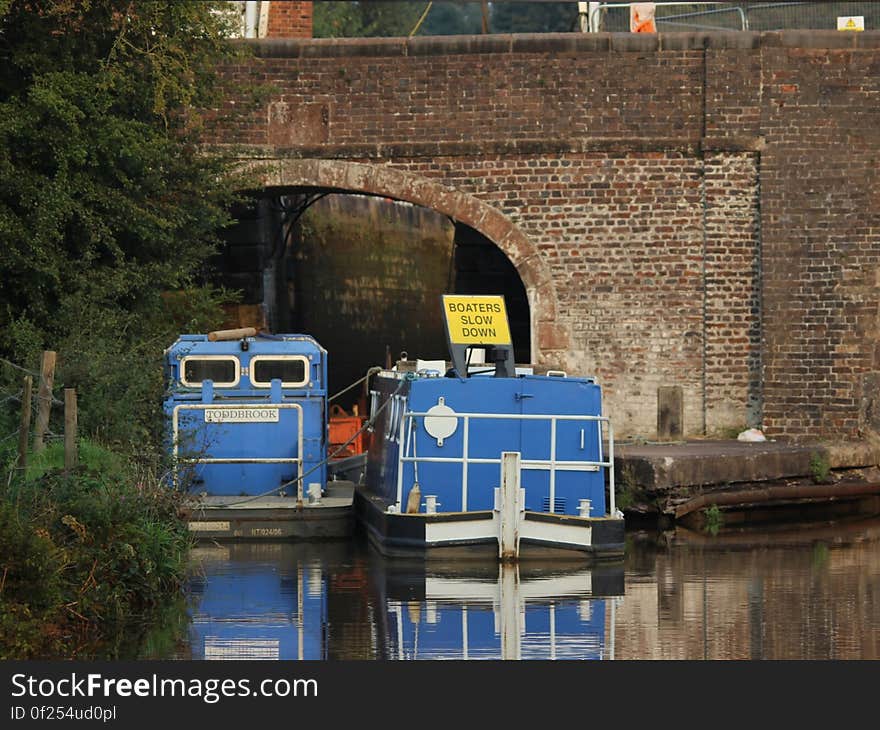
[185,542,623,661]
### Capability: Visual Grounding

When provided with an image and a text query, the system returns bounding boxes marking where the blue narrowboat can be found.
[163,328,353,539]
[357,363,624,560]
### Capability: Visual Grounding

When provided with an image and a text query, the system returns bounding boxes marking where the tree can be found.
[421,2,484,36]
[313,1,427,38]
[313,2,584,38]
[490,2,579,33]
[0,1,249,450]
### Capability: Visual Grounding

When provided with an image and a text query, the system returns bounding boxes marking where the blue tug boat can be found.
[163,328,353,540]
[354,295,625,561]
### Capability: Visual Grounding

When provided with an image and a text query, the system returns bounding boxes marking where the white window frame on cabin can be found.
[248,355,311,388]
[179,355,242,388]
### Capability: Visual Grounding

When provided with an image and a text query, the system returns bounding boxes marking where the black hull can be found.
[354,486,625,561]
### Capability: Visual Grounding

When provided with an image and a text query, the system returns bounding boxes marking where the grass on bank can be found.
[0,439,192,659]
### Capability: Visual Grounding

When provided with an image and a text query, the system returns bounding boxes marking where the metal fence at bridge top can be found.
[587,2,880,33]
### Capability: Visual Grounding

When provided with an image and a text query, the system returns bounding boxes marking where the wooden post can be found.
[64,388,77,472]
[17,375,32,469]
[657,385,684,441]
[33,350,56,453]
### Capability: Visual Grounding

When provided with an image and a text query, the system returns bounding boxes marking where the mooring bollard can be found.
[307,483,322,504]
[578,498,592,518]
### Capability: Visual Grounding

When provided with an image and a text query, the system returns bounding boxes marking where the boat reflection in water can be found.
[185,541,624,660]
[187,542,367,660]
[372,559,625,660]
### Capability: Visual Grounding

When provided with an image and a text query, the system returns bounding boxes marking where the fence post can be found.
[17,375,33,469]
[64,388,77,472]
[33,350,56,452]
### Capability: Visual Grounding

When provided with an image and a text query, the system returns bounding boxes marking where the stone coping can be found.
[615,439,880,490]
[241,30,880,60]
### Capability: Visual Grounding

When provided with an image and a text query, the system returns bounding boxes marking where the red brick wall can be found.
[759,41,880,438]
[265,1,312,39]
[207,31,880,441]
[387,152,712,437]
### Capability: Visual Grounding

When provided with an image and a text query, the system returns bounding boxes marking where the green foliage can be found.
[312,1,578,38]
[810,452,831,484]
[490,2,578,33]
[421,2,484,35]
[0,1,252,454]
[0,440,191,659]
[716,423,748,439]
[314,1,427,37]
[615,463,640,512]
[702,504,724,535]
[811,541,830,570]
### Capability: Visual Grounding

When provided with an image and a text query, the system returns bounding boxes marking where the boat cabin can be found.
[163,331,328,501]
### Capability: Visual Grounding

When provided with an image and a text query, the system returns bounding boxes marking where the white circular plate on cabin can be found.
[424,401,458,446]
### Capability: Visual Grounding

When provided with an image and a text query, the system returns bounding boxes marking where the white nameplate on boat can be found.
[204,407,279,423]
[188,521,230,532]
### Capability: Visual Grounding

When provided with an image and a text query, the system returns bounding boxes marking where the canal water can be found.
[160,516,880,660]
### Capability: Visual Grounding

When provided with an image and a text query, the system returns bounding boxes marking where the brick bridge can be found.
[207,30,880,442]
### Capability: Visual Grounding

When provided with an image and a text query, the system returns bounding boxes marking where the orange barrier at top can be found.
[328,404,368,458]
[630,2,657,32]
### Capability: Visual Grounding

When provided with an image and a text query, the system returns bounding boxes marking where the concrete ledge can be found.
[609,32,659,52]
[615,440,826,490]
[661,31,760,51]
[243,31,880,60]
[407,34,513,56]
[512,33,611,54]
[827,440,880,469]
[761,29,859,49]
[855,33,880,49]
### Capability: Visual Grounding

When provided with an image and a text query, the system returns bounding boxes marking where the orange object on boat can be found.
[328,403,367,458]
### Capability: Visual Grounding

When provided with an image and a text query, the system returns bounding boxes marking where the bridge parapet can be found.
[241,30,880,59]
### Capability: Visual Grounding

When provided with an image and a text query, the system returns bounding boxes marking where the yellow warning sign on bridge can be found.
[837,16,864,31]
[442,295,512,345]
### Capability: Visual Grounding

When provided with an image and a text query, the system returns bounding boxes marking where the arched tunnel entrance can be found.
[215,190,532,410]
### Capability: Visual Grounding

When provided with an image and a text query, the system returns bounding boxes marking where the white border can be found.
[249,355,310,388]
[180,355,241,388]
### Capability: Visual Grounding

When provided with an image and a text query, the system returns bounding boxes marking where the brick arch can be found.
[256,158,569,365]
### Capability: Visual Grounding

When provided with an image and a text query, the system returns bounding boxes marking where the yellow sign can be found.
[837,16,864,31]
[442,295,512,345]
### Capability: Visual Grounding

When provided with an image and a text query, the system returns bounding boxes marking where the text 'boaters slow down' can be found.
[442,294,512,345]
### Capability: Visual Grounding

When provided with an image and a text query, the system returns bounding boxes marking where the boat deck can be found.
[184,481,355,540]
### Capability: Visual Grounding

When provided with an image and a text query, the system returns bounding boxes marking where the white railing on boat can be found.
[171,402,305,503]
[396,410,615,516]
